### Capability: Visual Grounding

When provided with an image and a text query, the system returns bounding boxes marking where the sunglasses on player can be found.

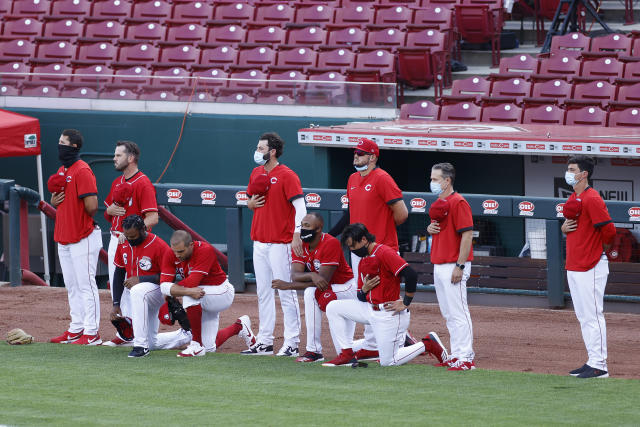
[354,150,371,157]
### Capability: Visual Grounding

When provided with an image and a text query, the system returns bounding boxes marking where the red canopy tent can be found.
[0,109,50,283]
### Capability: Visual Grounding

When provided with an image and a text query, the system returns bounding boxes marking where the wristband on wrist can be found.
[403,295,413,307]
[455,263,465,270]
[160,282,173,297]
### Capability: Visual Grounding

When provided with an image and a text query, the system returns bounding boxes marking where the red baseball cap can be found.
[314,288,338,312]
[248,173,270,196]
[563,198,582,220]
[428,198,450,222]
[113,182,133,206]
[355,138,379,157]
[158,301,173,325]
[47,173,66,193]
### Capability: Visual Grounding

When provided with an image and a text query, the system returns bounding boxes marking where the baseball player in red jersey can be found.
[427,162,476,371]
[562,155,616,379]
[272,213,357,363]
[329,138,409,360]
[322,223,448,367]
[160,230,238,357]
[49,129,103,346]
[103,141,158,347]
[244,132,305,356]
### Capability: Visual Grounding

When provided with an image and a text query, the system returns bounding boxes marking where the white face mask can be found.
[430,180,446,195]
[354,164,368,171]
[254,150,268,166]
[565,171,582,187]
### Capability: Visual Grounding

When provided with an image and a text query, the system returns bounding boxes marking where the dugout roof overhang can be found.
[298,121,640,158]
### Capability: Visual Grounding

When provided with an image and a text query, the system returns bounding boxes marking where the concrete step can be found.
[460,43,541,67]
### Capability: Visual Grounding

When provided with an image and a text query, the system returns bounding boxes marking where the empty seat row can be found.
[549,32,640,58]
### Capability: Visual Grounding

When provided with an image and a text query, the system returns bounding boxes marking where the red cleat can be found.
[322,349,357,367]
[50,330,83,344]
[354,348,379,361]
[422,332,448,363]
[447,360,476,371]
[71,334,102,346]
[435,357,457,367]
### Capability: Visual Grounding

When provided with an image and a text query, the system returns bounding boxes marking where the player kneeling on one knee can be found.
[272,212,357,363]
[322,223,448,367]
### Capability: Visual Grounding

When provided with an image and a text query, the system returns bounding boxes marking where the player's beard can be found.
[115,160,128,171]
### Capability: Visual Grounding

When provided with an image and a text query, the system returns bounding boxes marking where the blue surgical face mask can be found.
[565,171,582,187]
[430,181,444,195]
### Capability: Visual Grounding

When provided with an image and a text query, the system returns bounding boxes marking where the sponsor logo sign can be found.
[305,193,321,208]
[555,203,565,218]
[383,138,402,145]
[410,198,427,213]
[518,201,535,217]
[24,134,37,148]
[599,146,619,153]
[562,145,582,152]
[167,189,182,204]
[482,199,499,215]
[629,206,640,221]
[454,141,473,147]
[313,135,331,141]
[490,142,509,149]
[526,143,545,150]
[235,191,248,206]
[200,190,216,205]
[340,194,349,209]
[417,139,437,146]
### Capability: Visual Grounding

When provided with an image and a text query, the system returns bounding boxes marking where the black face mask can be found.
[58,144,80,168]
[300,228,318,242]
[351,244,369,258]
[128,232,146,247]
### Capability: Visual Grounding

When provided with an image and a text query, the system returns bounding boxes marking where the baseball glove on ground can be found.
[7,328,34,345]
[111,316,134,341]
[166,296,191,332]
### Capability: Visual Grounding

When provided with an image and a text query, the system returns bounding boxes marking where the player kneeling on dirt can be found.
[272,212,357,363]
[322,223,449,367]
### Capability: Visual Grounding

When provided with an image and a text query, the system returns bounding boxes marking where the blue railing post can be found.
[9,187,22,287]
[545,219,565,308]
[226,207,245,292]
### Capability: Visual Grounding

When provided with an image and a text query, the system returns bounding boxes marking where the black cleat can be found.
[576,366,609,379]
[569,364,589,377]
[128,346,150,358]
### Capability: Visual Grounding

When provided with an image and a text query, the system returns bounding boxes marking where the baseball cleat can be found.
[237,315,256,349]
[276,345,299,357]
[240,343,274,355]
[404,331,418,347]
[354,348,379,362]
[50,330,83,344]
[128,347,150,358]
[71,334,102,346]
[422,332,448,364]
[569,364,589,377]
[296,351,324,363]
[435,357,457,367]
[322,349,357,367]
[102,336,134,347]
[178,341,206,357]
[447,360,476,371]
[576,366,609,379]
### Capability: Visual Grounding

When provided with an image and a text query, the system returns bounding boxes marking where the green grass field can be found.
[1,343,638,426]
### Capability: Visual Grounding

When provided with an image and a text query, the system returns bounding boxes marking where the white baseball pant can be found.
[182,280,235,353]
[350,252,377,351]
[433,262,474,362]
[108,233,131,320]
[326,299,425,366]
[253,241,301,347]
[303,279,357,354]
[58,228,102,335]
[567,256,609,371]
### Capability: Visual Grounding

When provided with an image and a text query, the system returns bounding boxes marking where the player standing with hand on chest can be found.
[49,129,103,346]
[562,155,616,379]
[243,132,305,357]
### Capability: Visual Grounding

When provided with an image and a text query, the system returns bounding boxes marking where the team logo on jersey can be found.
[364,184,372,191]
[200,190,216,205]
[341,194,349,209]
[482,199,499,215]
[313,259,321,271]
[235,191,249,206]
[305,193,321,208]
[138,256,152,271]
[66,175,72,183]
[176,267,184,281]
[123,253,128,265]
[629,206,640,221]
[270,177,278,184]
[410,198,427,213]
[167,189,182,204]
[518,201,535,217]
[555,203,565,218]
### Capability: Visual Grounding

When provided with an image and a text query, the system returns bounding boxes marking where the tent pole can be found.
[36,154,50,285]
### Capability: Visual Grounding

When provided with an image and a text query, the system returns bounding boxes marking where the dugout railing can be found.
[153,184,640,308]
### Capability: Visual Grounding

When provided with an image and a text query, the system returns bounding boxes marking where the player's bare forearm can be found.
[272,279,314,290]
[456,230,473,265]
[144,211,159,229]
[83,195,98,217]
[390,200,409,225]
[291,271,315,283]
[168,284,204,299]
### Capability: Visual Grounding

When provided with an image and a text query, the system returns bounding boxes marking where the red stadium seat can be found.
[316,48,357,72]
[21,83,60,97]
[51,0,91,17]
[237,46,277,70]
[405,28,448,51]
[181,89,216,102]
[75,41,118,64]
[267,69,307,92]
[537,55,580,79]
[565,106,606,126]
[399,100,439,119]
[132,0,172,20]
[216,91,256,104]
[615,82,640,105]
[34,40,76,62]
[112,65,152,86]
[84,20,126,40]
[300,71,348,105]
[151,66,190,86]
[374,5,413,26]
[0,39,36,61]
[213,2,255,22]
[275,47,318,71]
[117,43,160,64]
[0,61,31,84]
[2,18,44,40]
[522,104,565,124]
[172,0,214,21]
[60,83,99,98]
[580,57,624,82]
[101,86,139,100]
[366,28,406,50]
[0,0,12,15]
[487,77,531,104]
[480,103,522,123]
[455,3,503,67]
[589,33,632,56]
[208,24,247,45]
[333,5,375,26]
[72,63,114,84]
[139,86,180,101]
[159,44,200,65]
[228,69,268,92]
[412,6,454,30]
[91,0,133,20]
[571,80,615,107]
[125,22,166,42]
[498,54,538,78]
[296,4,335,25]
[439,101,481,121]
[245,25,286,45]
[528,78,572,103]
[286,26,327,47]
[549,32,590,56]
[622,60,640,80]
[199,45,238,70]
[607,107,640,127]
[30,63,72,87]
[191,67,228,90]
[11,0,51,17]
[255,92,296,105]
[397,48,440,93]
[0,83,22,96]
[441,76,491,103]
[254,3,295,26]
[165,23,207,44]
[42,18,83,40]
[351,49,395,81]
[327,27,367,47]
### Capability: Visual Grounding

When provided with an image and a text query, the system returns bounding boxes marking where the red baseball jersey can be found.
[347,168,403,250]
[104,171,157,233]
[292,233,354,285]
[53,160,98,245]
[565,187,615,271]
[357,243,408,305]
[161,241,227,287]
[430,192,474,264]
[113,233,170,278]
[248,164,303,244]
